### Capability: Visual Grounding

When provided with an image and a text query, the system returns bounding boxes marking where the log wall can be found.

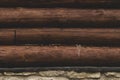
[0,0,120,68]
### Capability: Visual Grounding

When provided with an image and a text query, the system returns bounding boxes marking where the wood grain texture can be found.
[0,8,120,27]
[13,28,120,45]
[0,30,15,45]
[0,46,120,67]
[0,0,119,7]
[0,28,120,45]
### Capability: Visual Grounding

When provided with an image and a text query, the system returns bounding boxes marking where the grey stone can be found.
[65,71,101,79]
[39,71,100,79]
[39,71,65,77]
[105,72,120,78]
[25,76,69,80]
[100,76,120,80]
[0,76,24,80]
[4,72,37,76]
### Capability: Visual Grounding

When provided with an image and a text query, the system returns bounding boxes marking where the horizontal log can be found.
[0,30,15,45]
[0,0,119,7]
[0,46,120,67]
[0,8,120,27]
[0,28,120,45]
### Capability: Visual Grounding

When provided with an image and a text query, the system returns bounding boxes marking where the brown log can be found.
[0,46,120,67]
[0,30,15,45]
[0,8,120,27]
[0,28,120,45]
[0,0,119,7]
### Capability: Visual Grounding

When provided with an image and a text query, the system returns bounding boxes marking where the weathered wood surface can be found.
[0,0,119,7]
[0,28,120,45]
[0,8,120,27]
[0,46,120,67]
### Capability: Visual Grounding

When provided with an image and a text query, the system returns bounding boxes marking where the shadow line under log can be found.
[0,0,120,8]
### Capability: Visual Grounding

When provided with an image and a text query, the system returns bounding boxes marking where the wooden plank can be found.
[0,28,120,45]
[0,8,120,27]
[0,0,119,7]
[0,46,120,67]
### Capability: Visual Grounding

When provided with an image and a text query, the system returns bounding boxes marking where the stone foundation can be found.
[0,71,120,80]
